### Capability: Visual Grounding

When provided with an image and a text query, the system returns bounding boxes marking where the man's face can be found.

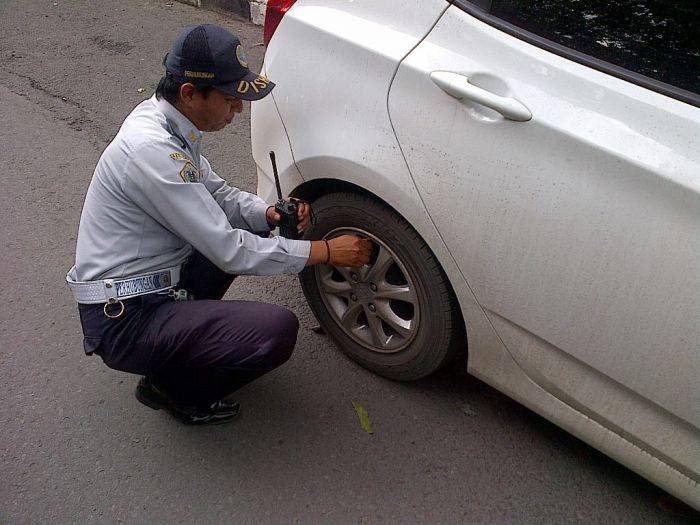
[186,87,244,132]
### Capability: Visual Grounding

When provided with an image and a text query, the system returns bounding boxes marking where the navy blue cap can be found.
[164,24,274,101]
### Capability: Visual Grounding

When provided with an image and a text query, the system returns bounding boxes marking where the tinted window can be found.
[490,0,699,95]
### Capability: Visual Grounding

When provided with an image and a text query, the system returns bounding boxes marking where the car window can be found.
[489,0,699,96]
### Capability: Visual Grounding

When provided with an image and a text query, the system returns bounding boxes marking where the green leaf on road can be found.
[352,401,374,435]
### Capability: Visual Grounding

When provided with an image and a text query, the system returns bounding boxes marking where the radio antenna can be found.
[269,151,283,201]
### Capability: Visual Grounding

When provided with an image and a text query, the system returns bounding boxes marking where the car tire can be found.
[299,191,465,381]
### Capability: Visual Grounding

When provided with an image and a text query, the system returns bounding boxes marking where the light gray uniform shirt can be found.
[68,95,310,282]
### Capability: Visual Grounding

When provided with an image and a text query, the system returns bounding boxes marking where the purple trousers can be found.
[78,251,299,407]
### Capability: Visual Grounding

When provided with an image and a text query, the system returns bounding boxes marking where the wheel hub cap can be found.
[353,283,374,302]
[314,227,420,354]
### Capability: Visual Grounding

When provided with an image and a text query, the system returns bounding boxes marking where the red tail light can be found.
[263,0,297,46]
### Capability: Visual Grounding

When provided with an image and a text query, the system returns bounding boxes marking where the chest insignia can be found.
[170,152,191,161]
[179,162,200,183]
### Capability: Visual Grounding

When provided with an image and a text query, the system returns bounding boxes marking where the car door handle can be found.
[430,71,532,122]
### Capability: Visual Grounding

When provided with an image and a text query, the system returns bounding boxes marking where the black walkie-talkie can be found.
[270,151,301,239]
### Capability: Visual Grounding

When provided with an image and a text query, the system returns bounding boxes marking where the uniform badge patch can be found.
[179,162,200,183]
[170,152,191,161]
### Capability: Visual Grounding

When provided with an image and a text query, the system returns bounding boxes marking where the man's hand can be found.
[306,235,373,268]
[266,200,312,233]
[265,205,280,227]
[328,235,373,267]
[295,201,312,232]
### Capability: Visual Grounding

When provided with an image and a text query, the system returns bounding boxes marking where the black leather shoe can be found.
[135,377,240,426]
[135,377,173,411]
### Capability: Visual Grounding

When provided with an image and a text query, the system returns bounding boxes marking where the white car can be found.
[251,0,700,508]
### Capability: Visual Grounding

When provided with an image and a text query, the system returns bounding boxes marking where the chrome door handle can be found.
[430,71,532,122]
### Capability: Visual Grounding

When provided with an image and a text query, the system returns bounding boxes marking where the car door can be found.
[388,0,699,476]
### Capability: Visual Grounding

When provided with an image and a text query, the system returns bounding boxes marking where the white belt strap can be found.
[66,266,181,304]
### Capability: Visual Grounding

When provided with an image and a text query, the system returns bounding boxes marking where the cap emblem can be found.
[235,44,248,68]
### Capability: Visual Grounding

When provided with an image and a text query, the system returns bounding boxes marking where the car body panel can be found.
[388,3,699,483]
[260,0,448,220]
[251,0,700,508]
[251,75,305,201]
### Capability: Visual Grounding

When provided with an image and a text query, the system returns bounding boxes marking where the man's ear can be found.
[179,83,197,105]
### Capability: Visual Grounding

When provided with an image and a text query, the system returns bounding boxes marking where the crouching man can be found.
[66,24,372,425]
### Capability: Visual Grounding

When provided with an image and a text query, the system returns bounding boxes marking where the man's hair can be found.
[155,74,214,105]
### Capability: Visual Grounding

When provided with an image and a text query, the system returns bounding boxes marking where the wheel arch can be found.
[291,177,469,370]
[290,177,376,207]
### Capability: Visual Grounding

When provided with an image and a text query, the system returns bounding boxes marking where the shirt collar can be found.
[153,95,203,150]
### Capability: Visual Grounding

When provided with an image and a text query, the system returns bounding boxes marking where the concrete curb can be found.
[175,0,267,25]
[249,0,267,25]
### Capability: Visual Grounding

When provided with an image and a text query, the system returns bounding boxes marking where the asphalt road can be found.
[1,1,696,523]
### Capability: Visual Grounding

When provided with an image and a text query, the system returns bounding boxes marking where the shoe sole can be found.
[177,409,241,426]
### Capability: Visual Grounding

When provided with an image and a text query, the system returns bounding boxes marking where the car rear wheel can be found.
[299,192,465,380]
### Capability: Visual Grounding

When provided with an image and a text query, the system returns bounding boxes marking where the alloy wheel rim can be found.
[314,227,421,353]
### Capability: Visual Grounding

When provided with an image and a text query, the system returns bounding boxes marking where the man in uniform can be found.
[66,24,372,425]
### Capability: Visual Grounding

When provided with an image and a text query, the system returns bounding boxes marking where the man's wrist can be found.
[305,240,329,266]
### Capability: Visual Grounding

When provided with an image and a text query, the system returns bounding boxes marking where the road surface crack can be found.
[0,66,108,149]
